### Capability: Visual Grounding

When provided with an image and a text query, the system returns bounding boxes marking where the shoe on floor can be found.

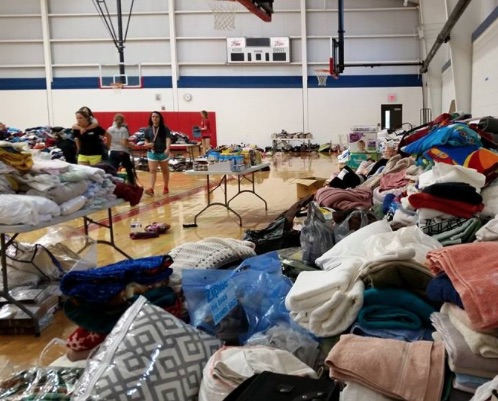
[162,186,169,194]
[145,222,171,234]
[144,188,155,196]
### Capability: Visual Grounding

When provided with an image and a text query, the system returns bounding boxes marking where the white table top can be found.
[0,198,125,234]
[184,162,270,176]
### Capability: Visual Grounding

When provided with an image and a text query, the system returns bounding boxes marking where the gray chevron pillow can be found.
[72,296,221,401]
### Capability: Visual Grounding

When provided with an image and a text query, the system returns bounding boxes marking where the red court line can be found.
[85,177,236,230]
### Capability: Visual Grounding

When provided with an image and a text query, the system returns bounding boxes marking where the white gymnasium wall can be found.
[471,17,498,117]
[5,86,422,148]
[0,0,423,146]
[441,64,455,114]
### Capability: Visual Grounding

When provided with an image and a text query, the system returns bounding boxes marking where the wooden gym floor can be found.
[0,153,339,370]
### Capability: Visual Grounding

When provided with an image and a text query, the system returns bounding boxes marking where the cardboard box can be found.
[347,152,380,170]
[295,177,327,198]
[347,131,378,153]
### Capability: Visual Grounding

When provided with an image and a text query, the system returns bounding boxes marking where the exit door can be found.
[381,104,403,130]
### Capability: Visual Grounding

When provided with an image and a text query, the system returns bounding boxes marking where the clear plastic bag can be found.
[300,202,336,265]
[36,225,97,272]
[182,251,294,345]
[333,209,377,243]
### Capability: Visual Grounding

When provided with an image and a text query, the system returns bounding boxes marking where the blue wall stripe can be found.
[52,77,100,89]
[0,78,46,90]
[472,5,498,42]
[0,74,422,90]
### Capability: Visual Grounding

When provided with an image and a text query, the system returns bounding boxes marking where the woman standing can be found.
[143,111,171,196]
[108,113,137,186]
[73,109,111,166]
[199,110,212,154]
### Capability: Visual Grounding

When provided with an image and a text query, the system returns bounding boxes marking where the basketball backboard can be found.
[99,63,142,89]
[236,0,273,22]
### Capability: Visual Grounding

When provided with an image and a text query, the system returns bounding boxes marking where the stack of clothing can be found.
[426,242,498,395]
[285,221,441,337]
[404,163,487,245]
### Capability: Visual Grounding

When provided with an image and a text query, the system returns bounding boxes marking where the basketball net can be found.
[111,82,124,95]
[209,0,237,30]
[315,70,330,87]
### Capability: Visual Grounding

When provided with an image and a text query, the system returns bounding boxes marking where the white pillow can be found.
[72,296,221,401]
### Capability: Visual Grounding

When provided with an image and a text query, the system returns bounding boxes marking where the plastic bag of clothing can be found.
[0,366,83,400]
[0,237,64,288]
[300,202,336,266]
[243,216,299,255]
[182,251,293,345]
[333,209,377,243]
[36,225,97,272]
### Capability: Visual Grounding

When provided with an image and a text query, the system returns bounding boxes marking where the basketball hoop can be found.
[315,69,330,87]
[110,82,124,95]
[209,0,237,30]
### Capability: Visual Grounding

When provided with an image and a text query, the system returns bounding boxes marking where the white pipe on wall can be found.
[40,0,53,125]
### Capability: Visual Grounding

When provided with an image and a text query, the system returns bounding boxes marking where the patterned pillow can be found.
[72,296,221,401]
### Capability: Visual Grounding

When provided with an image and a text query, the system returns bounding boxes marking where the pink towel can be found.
[325,334,445,401]
[426,242,498,331]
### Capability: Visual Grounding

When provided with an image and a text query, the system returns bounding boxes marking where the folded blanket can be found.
[409,192,484,219]
[426,242,498,331]
[60,255,173,303]
[430,312,498,378]
[418,162,486,190]
[314,186,373,211]
[325,334,445,401]
[212,346,317,387]
[199,345,317,401]
[360,155,414,189]
[422,182,483,205]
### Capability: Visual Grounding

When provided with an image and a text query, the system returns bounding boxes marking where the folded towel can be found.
[442,303,498,358]
[358,255,434,300]
[350,322,432,342]
[340,381,396,401]
[307,280,365,337]
[325,334,445,401]
[426,273,464,308]
[285,262,359,311]
[426,242,498,331]
[289,280,365,338]
[469,375,498,401]
[430,312,498,378]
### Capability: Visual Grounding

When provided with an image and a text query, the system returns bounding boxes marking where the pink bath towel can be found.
[426,242,498,331]
[325,334,445,401]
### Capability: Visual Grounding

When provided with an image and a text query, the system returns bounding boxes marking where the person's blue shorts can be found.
[147,151,169,162]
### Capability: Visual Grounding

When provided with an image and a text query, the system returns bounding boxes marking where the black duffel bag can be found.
[223,371,340,401]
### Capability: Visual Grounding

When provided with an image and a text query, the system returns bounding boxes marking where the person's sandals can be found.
[162,186,169,194]
[145,222,171,234]
[144,188,154,196]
